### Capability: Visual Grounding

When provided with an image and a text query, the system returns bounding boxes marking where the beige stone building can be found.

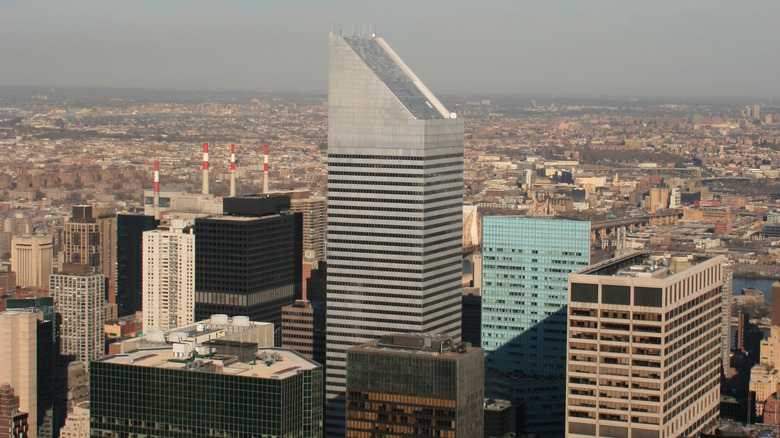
[275,189,326,263]
[11,235,53,288]
[0,311,41,438]
[59,401,90,438]
[750,326,780,417]
[567,252,724,438]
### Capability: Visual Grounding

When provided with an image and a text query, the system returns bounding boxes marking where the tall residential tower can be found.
[325,33,464,434]
[142,220,195,333]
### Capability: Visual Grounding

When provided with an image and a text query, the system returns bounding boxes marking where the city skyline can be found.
[2,8,780,436]
[2,1,779,98]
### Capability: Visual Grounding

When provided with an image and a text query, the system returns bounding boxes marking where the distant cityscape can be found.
[1,29,780,438]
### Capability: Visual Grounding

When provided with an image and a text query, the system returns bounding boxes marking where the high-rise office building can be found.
[346,334,483,438]
[50,272,106,364]
[62,206,101,273]
[288,190,327,263]
[0,310,54,438]
[722,263,734,374]
[11,235,53,288]
[481,216,590,436]
[303,261,327,302]
[90,318,322,438]
[461,288,481,348]
[97,213,117,301]
[566,252,723,438]
[326,33,464,434]
[772,281,780,327]
[194,195,302,326]
[483,399,517,438]
[116,214,159,317]
[142,220,195,333]
[282,299,326,366]
[1,300,56,438]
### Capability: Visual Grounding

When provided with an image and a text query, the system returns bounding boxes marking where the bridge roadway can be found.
[591,211,682,232]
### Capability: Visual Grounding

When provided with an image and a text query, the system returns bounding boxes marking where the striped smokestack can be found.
[230,143,236,197]
[202,142,209,196]
[153,159,160,220]
[263,144,269,193]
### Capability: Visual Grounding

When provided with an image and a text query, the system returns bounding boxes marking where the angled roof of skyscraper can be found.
[341,35,449,120]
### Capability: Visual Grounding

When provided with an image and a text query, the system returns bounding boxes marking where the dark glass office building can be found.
[346,334,483,438]
[461,289,481,348]
[90,347,323,437]
[194,195,302,327]
[116,214,159,316]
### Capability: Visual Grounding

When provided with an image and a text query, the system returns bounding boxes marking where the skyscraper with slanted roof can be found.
[325,32,464,435]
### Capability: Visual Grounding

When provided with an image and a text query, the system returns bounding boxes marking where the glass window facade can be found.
[194,205,302,326]
[480,216,590,437]
[346,344,483,438]
[89,358,323,437]
[481,217,590,374]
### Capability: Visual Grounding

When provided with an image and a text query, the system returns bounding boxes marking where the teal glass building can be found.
[481,216,590,436]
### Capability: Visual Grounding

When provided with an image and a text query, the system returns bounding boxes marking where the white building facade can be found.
[142,222,195,333]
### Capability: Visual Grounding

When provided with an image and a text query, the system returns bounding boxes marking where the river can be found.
[732,277,778,306]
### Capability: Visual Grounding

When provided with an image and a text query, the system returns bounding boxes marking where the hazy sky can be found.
[2,1,779,97]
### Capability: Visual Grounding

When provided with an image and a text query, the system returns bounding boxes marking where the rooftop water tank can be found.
[233,316,250,327]
[211,314,229,325]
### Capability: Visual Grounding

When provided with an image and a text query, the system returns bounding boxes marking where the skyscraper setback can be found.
[325,33,464,434]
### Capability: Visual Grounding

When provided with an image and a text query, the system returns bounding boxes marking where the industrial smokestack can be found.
[153,159,160,220]
[202,142,209,196]
[263,144,269,194]
[230,143,236,197]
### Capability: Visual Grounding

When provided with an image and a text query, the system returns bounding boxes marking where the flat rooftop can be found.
[576,251,717,279]
[353,334,480,359]
[96,347,318,380]
[200,214,279,222]
[484,399,513,412]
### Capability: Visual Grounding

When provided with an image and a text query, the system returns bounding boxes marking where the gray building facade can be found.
[326,33,464,435]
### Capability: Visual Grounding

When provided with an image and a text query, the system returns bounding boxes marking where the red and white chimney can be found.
[153,159,160,220]
[230,143,236,197]
[263,144,269,194]
[202,143,209,196]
